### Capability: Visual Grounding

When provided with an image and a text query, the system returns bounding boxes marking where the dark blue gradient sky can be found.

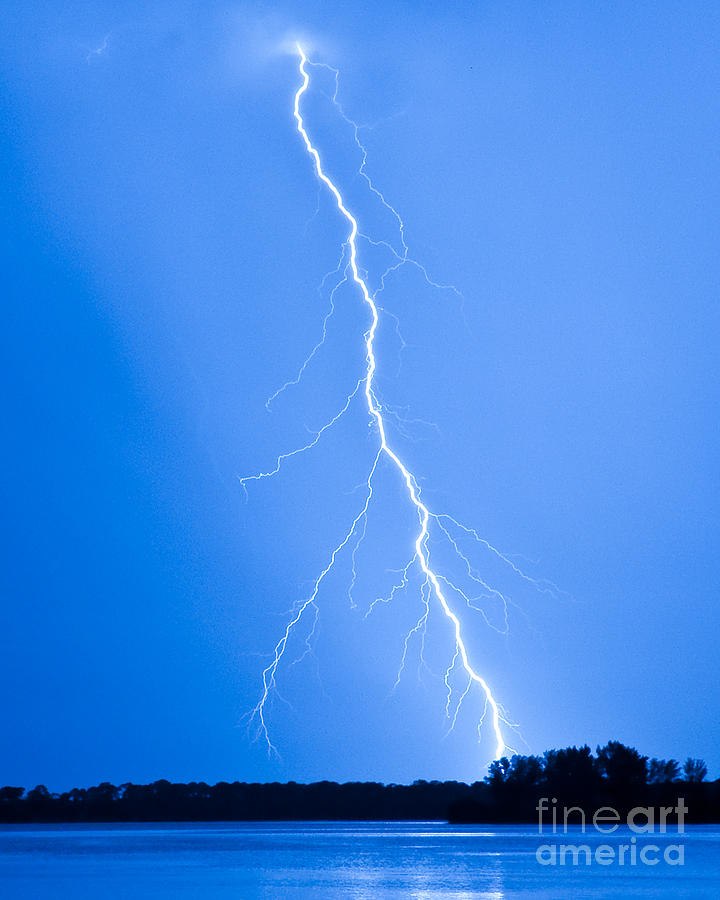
[2,1,719,789]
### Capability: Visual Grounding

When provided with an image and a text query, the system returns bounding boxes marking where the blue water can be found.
[1,822,718,898]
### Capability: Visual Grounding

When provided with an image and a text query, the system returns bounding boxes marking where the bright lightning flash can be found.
[243,44,547,764]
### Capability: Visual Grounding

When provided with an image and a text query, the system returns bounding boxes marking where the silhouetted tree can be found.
[67,788,87,805]
[543,745,599,800]
[648,758,680,784]
[26,785,50,800]
[506,754,543,789]
[683,758,708,783]
[484,757,511,787]
[596,741,648,789]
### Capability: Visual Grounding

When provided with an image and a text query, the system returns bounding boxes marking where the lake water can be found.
[1,822,718,898]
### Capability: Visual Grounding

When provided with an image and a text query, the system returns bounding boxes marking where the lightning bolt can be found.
[242,43,550,764]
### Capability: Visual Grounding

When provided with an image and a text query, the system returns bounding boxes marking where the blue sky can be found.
[2,1,719,790]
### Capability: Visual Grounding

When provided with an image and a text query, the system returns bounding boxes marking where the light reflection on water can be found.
[0,821,718,898]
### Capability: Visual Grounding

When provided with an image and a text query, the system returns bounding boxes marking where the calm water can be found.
[1,822,718,898]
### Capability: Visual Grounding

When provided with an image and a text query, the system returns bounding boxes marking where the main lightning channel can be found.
[292,43,507,759]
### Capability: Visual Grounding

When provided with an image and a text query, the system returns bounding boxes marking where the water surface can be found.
[1,821,718,898]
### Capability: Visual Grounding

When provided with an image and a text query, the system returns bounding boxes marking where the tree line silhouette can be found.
[450,741,716,823]
[1,742,717,823]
